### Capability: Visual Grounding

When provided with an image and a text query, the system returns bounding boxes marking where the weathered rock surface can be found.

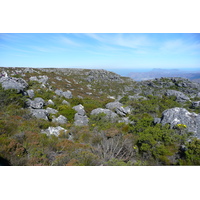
[165,90,190,102]
[128,95,147,100]
[62,100,70,105]
[0,76,28,93]
[91,108,119,122]
[106,102,128,117]
[55,89,72,99]
[26,89,35,99]
[29,75,48,84]
[73,104,86,116]
[26,97,45,109]
[47,99,54,106]
[52,115,67,124]
[46,107,58,114]
[73,104,88,126]
[160,107,200,138]
[74,114,89,126]
[41,126,67,136]
[29,109,49,120]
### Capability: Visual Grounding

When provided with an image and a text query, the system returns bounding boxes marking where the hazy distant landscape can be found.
[127,68,200,82]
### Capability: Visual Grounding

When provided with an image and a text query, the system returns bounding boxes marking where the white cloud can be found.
[59,36,80,46]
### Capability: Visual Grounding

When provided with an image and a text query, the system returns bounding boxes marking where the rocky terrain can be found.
[0,67,200,166]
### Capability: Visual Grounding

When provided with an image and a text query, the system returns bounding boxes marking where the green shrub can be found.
[57,105,76,122]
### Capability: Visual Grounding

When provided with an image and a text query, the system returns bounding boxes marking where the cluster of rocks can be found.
[29,75,49,85]
[55,89,73,99]
[85,69,124,83]
[165,90,190,103]
[90,101,132,124]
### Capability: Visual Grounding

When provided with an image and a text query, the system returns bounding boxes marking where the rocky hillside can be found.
[0,67,200,166]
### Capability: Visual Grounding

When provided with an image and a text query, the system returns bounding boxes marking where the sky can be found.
[0,33,200,71]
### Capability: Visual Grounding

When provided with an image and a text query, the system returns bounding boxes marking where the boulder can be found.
[160,107,200,138]
[165,90,190,102]
[74,113,89,126]
[106,102,123,110]
[91,108,119,122]
[55,89,73,99]
[26,89,35,99]
[30,109,49,120]
[46,107,58,114]
[62,91,72,99]
[29,75,48,84]
[73,104,86,116]
[52,115,67,124]
[26,97,45,109]
[62,100,70,105]
[0,76,28,93]
[105,102,128,117]
[73,104,88,126]
[41,126,67,136]
[47,99,54,106]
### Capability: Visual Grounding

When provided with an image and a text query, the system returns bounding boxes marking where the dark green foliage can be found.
[57,105,76,122]
[179,138,200,165]
[0,85,25,110]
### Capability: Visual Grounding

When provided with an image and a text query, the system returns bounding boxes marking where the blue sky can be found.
[0,33,200,71]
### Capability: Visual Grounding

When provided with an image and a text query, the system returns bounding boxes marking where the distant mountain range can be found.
[128,68,200,82]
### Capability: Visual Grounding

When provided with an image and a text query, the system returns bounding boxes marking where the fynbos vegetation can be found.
[0,67,200,166]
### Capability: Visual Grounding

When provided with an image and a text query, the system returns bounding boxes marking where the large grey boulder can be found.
[41,126,67,136]
[165,90,190,102]
[105,102,128,117]
[52,115,67,124]
[30,109,49,120]
[73,104,86,116]
[0,76,28,93]
[160,107,200,138]
[74,113,89,126]
[91,108,119,122]
[26,97,45,109]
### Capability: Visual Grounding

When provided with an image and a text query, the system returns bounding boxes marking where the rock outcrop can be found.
[0,76,28,93]
[41,126,67,136]
[29,75,48,84]
[90,108,119,122]
[73,104,88,126]
[165,90,190,102]
[52,115,67,124]
[29,109,49,120]
[105,102,128,117]
[160,107,200,138]
[26,97,45,109]
[55,89,73,99]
